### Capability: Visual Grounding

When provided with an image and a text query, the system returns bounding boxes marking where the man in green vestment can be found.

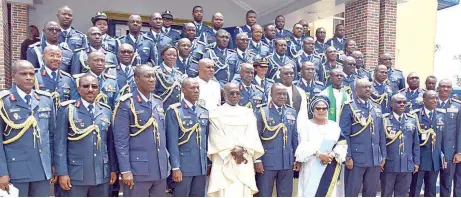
[319,68,350,121]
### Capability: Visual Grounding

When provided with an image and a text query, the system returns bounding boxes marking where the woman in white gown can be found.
[296,96,348,197]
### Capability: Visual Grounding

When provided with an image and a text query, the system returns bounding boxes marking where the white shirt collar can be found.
[184,99,196,108]
[178,56,188,63]
[252,40,260,47]
[194,21,202,27]
[80,98,95,112]
[255,75,263,85]
[246,24,251,30]
[358,98,366,104]
[303,51,313,57]
[151,30,159,37]
[16,86,33,103]
[439,99,449,105]
[102,34,107,40]
[129,33,138,42]
[90,46,104,53]
[337,37,343,43]
[301,78,312,86]
[120,63,131,72]
[61,27,70,34]
[137,88,153,102]
[277,29,284,34]
[424,107,434,116]
[237,48,245,57]
[44,66,58,78]
[45,41,55,47]
[162,62,173,73]
[275,53,284,60]
[197,76,210,83]
[272,101,282,109]
[393,112,402,121]
[162,27,170,33]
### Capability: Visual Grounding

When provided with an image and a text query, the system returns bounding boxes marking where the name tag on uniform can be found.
[199,114,209,119]
[286,114,295,120]
[70,37,81,41]
[447,108,458,113]
[421,133,427,140]
[38,108,51,112]
[135,110,144,114]
[8,108,20,113]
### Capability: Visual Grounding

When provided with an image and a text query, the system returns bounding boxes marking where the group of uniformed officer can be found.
[4,3,461,198]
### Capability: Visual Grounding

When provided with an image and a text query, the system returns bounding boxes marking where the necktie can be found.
[124,66,130,75]
[182,58,186,66]
[441,101,446,108]
[88,104,94,118]
[63,31,68,37]
[428,111,433,120]
[155,34,160,41]
[24,95,31,107]
[51,71,57,82]
[192,105,196,112]
[397,116,401,122]
[98,76,103,88]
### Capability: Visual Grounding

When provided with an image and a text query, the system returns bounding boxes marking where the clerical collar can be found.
[90,70,102,78]
[137,88,153,102]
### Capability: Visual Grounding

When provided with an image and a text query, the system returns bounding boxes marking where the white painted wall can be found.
[434,4,461,87]
[29,0,248,32]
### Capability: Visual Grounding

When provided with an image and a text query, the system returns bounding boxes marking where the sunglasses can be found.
[315,107,328,111]
[395,100,407,104]
[229,91,240,96]
[282,72,294,75]
[80,84,99,89]
[120,50,134,54]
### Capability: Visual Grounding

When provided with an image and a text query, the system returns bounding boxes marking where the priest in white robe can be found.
[207,83,265,197]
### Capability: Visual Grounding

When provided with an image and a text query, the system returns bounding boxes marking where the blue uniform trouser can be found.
[61,183,109,197]
[123,179,166,197]
[380,172,412,197]
[440,161,456,197]
[12,180,50,197]
[172,175,206,197]
[344,166,380,197]
[453,163,461,197]
[256,169,293,197]
[409,170,439,197]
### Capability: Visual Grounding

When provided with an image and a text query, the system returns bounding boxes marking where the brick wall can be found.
[379,0,397,58]
[11,4,27,63]
[345,0,381,70]
[0,0,11,90]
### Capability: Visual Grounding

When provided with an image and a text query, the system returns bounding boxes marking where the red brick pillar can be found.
[345,0,380,70]
[10,3,27,63]
[379,0,397,58]
[0,0,11,90]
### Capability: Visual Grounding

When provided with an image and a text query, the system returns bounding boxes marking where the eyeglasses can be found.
[80,84,99,89]
[46,28,61,32]
[120,50,134,54]
[395,100,407,104]
[315,107,328,111]
[282,72,294,75]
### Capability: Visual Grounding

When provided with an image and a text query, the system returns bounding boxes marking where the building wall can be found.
[395,0,437,83]
[28,0,248,32]
[311,16,335,38]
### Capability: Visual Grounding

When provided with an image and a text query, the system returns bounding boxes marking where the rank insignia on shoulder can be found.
[286,114,296,120]
[0,90,10,99]
[382,113,390,117]
[405,113,416,118]
[61,100,76,107]
[119,93,132,101]
[436,108,446,113]
[256,103,266,108]
[35,89,51,97]
[168,103,181,110]
[98,102,111,109]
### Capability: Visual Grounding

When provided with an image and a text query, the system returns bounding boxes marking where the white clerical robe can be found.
[207,103,265,197]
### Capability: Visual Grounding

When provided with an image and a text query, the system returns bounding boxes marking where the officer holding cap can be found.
[91,12,117,53]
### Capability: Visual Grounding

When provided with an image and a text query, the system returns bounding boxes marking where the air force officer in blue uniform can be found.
[0,60,57,196]
[254,83,299,197]
[409,90,446,197]
[339,78,387,197]
[166,78,209,197]
[55,74,118,196]
[113,65,168,197]
[381,94,420,197]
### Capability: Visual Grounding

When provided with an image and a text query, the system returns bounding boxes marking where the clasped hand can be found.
[231,147,247,165]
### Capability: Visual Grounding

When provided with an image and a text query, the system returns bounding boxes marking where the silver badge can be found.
[13,113,19,120]
[80,123,85,128]
[198,99,206,107]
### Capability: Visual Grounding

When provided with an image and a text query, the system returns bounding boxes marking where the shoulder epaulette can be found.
[436,108,446,113]
[256,103,267,108]
[73,73,84,79]
[255,85,264,92]
[28,42,41,48]
[293,50,303,58]
[191,58,198,64]
[152,65,161,70]
[398,88,406,93]
[98,102,111,109]
[405,113,416,118]
[344,100,352,104]
[0,90,10,99]
[452,98,461,104]
[314,81,324,86]
[35,89,51,97]
[266,78,275,83]
[197,40,206,45]
[59,70,72,78]
[383,113,390,117]
[227,49,236,53]
[394,68,402,72]
[60,100,76,107]
[118,35,126,40]
[104,73,116,80]
[153,94,162,100]
[74,48,85,52]
[168,102,181,110]
[142,35,153,41]
[285,104,294,109]
[172,29,180,33]
[119,93,132,102]
[73,29,84,35]
[105,64,117,69]
[119,84,131,94]
[410,109,421,114]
